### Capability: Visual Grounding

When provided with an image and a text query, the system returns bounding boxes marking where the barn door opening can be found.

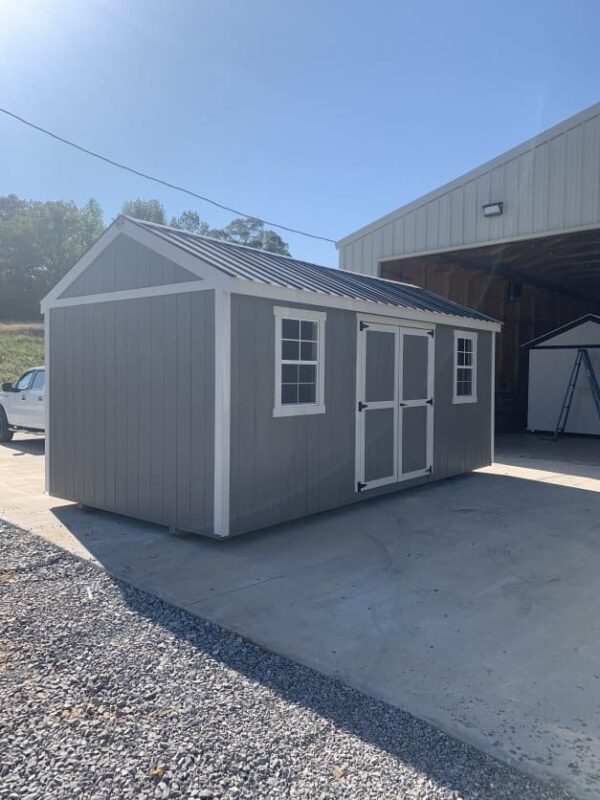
[356,320,434,493]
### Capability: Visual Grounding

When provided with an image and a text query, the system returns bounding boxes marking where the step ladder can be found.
[554,348,600,438]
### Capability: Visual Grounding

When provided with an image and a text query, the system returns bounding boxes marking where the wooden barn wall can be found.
[380,261,595,427]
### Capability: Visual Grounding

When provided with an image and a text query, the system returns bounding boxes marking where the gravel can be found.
[0,521,573,800]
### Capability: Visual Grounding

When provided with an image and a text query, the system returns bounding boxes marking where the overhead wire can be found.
[0,105,337,244]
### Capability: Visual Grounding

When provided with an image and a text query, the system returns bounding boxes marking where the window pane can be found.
[282,340,300,360]
[16,371,33,391]
[464,339,473,353]
[300,320,317,341]
[281,383,298,404]
[457,368,471,383]
[282,318,300,339]
[298,364,316,383]
[298,383,316,403]
[31,371,45,390]
[300,341,317,361]
[282,364,298,383]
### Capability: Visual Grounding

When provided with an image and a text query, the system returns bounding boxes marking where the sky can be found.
[1,0,600,266]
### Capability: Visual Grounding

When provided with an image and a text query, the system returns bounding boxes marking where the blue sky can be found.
[1,0,599,266]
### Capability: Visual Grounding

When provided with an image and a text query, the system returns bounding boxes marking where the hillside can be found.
[0,323,45,386]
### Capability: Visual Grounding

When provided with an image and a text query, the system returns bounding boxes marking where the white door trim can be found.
[356,319,435,492]
[355,319,400,492]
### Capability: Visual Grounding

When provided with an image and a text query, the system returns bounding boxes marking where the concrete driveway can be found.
[1,433,600,798]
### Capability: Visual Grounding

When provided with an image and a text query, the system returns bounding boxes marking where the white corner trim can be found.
[273,306,326,418]
[213,289,231,537]
[452,330,478,404]
[44,311,50,493]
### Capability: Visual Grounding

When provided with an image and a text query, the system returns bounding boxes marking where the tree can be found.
[0,196,104,320]
[170,210,210,235]
[171,210,290,256]
[121,198,166,224]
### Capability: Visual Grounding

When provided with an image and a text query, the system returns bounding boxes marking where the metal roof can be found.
[127,217,497,324]
[523,314,600,348]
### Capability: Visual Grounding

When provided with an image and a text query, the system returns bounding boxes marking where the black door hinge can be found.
[359,321,370,331]
[426,466,432,475]
[357,481,367,492]
[426,397,433,405]
[358,401,368,412]
[427,329,434,337]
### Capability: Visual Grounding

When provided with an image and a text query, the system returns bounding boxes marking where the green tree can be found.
[210,216,290,255]
[121,198,166,224]
[170,210,210,235]
[171,210,290,256]
[0,196,104,320]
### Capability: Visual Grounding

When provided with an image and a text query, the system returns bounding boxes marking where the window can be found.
[453,331,477,403]
[31,370,45,391]
[273,307,326,417]
[16,371,34,391]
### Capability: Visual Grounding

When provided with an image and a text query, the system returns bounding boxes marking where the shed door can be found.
[399,330,434,478]
[356,321,434,492]
[355,322,399,491]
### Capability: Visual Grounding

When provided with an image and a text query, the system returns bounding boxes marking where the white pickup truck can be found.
[0,366,45,441]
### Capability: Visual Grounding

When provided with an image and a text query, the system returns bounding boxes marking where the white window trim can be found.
[273,306,326,417]
[453,330,478,404]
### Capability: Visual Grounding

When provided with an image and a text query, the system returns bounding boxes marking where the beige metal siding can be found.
[48,291,215,533]
[60,234,199,298]
[339,105,600,275]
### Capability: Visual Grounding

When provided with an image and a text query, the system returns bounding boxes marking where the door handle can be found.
[21,394,26,400]
[38,396,43,401]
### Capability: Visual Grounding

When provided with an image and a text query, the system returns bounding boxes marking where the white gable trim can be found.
[44,281,211,309]
[41,217,230,313]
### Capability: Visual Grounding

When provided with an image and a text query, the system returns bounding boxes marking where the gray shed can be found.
[42,216,501,538]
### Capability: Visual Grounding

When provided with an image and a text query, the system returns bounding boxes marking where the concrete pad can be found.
[1,432,600,797]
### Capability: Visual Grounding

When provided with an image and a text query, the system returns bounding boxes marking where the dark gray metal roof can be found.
[127,217,497,324]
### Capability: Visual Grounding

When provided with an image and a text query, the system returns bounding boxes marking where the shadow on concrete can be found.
[49,470,599,798]
[0,437,45,457]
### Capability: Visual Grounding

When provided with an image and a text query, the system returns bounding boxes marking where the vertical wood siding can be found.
[48,291,215,533]
[60,234,199,298]
[339,108,600,275]
[229,294,492,536]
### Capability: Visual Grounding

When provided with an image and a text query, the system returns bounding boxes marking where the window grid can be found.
[281,319,318,405]
[453,333,477,402]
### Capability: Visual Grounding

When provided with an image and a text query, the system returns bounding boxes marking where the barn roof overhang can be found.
[380,227,600,305]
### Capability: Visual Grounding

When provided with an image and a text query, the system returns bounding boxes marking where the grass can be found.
[0,322,45,386]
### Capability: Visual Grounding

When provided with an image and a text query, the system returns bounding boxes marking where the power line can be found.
[0,105,336,244]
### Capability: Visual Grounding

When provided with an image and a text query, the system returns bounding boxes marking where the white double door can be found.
[355,320,434,492]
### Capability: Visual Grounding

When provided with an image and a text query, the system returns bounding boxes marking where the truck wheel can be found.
[0,408,14,442]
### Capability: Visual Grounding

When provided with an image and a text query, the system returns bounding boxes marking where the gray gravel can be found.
[1,521,573,800]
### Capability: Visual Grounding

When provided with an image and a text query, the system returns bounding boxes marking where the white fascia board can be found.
[230,278,502,333]
[337,101,600,248]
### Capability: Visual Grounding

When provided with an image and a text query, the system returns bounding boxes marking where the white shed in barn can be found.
[525,315,600,435]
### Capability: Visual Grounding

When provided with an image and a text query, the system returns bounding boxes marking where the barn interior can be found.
[380,227,600,429]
